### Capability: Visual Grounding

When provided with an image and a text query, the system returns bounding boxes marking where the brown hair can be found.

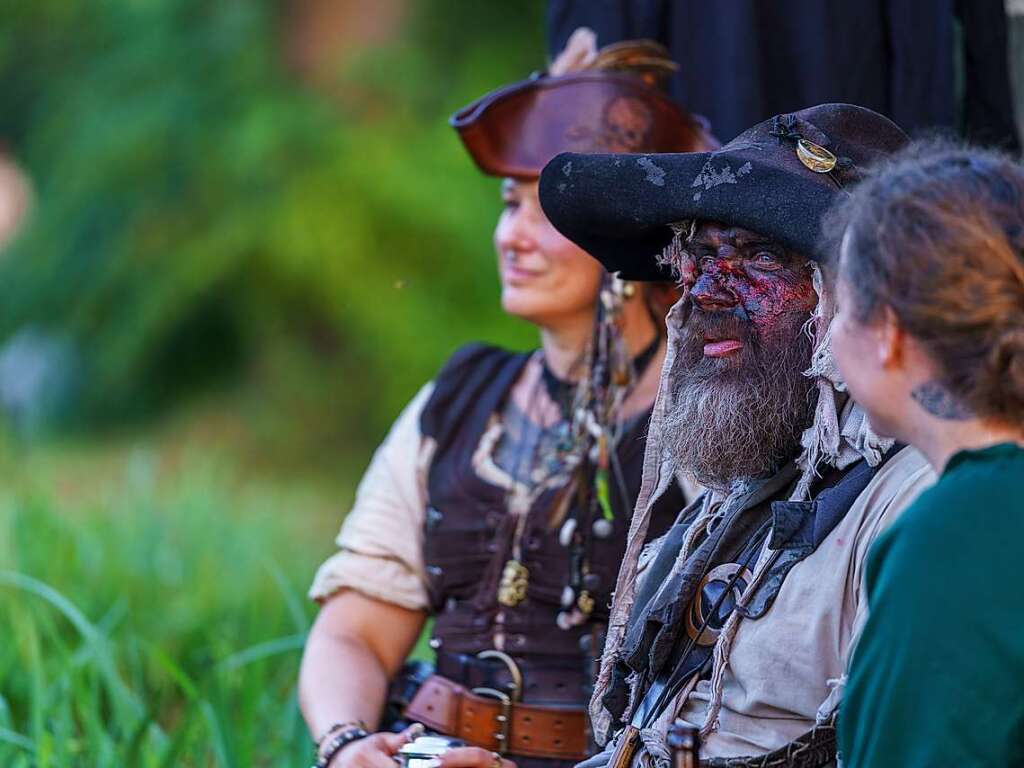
[824,139,1024,422]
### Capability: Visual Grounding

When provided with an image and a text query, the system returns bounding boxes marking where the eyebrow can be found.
[689,234,779,249]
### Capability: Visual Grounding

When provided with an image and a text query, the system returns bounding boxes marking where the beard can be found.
[663,305,816,491]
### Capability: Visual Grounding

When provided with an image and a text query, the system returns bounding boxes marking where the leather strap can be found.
[703,712,837,768]
[436,651,587,706]
[405,675,588,760]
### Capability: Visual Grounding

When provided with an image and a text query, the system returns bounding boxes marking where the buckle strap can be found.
[405,674,589,760]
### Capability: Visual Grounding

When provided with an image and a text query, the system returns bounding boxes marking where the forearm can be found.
[299,627,391,738]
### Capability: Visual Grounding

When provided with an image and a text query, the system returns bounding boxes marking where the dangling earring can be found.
[607,274,636,302]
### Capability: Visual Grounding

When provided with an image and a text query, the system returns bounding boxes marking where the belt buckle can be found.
[469,686,512,754]
[472,650,523,756]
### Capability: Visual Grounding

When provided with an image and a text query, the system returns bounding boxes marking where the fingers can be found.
[379,723,426,753]
[358,736,403,768]
[433,747,516,768]
[330,731,417,768]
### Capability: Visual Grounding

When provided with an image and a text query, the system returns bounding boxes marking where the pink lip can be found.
[503,265,543,284]
[703,339,743,357]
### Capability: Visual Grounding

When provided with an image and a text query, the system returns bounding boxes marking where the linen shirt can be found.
[672,445,935,758]
[308,383,436,610]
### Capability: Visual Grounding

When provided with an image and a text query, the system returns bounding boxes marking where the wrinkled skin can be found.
[663,221,819,488]
[684,221,817,343]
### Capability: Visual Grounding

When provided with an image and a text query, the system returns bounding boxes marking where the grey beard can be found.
[663,321,816,492]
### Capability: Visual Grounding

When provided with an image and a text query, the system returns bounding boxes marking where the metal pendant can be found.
[497,560,530,607]
[796,138,837,173]
[576,590,595,615]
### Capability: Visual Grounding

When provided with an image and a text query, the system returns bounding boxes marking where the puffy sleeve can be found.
[308,383,437,611]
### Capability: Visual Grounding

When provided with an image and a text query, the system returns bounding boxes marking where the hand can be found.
[430,747,517,768]
[328,724,424,768]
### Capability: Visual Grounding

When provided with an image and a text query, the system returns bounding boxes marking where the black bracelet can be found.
[312,726,369,768]
[316,720,366,746]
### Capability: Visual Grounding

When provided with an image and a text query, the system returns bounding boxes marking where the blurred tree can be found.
[0,0,545,456]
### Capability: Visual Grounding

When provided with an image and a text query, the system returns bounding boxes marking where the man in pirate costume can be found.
[534,104,937,767]
[299,31,716,768]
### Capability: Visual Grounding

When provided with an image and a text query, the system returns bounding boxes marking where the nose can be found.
[495,206,535,257]
[691,270,738,312]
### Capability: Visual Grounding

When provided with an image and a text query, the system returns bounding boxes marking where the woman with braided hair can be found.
[827,141,1024,766]
[299,30,715,768]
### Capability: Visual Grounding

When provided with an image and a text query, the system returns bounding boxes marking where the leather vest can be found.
[420,343,683,706]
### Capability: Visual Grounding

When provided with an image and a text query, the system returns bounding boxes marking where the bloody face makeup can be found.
[661,221,819,487]
[686,221,817,346]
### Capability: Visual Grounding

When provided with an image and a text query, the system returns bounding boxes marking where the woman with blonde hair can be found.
[299,30,714,768]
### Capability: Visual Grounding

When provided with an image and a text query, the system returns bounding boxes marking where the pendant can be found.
[498,560,530,607]
[576,590,595,615]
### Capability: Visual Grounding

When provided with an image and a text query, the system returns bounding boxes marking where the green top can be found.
[839,443,1024,768]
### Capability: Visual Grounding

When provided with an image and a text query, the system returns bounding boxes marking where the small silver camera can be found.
[396,735,465,768]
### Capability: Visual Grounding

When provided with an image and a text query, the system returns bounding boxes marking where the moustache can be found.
[678,309,760,366]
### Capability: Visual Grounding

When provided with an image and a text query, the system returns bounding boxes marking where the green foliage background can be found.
[0,0,543,451]
[0,1,546,763]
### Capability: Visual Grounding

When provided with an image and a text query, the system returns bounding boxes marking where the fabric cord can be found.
[591,253,896,756]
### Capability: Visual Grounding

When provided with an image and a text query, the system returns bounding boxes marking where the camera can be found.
[396,735,465,768]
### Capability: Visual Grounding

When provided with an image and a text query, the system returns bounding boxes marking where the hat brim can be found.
[451,73,704,180]
[539,150,836,281]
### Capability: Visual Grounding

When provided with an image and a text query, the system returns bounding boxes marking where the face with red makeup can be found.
[663,221,819,489]
[682,222,817,365]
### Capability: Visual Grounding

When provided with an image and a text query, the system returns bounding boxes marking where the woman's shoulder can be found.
[869,444,1024,592]
[902,442,1024,525]
[421,342,533,441]
[433,342,528,382]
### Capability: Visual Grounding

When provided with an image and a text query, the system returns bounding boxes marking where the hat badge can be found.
[796,138,838,173]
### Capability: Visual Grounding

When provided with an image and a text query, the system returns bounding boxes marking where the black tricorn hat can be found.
[538,103,909,280]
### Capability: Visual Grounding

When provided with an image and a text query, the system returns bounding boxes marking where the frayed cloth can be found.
[588,259,892,752]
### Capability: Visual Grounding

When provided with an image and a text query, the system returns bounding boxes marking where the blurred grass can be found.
[0,1,540,762]
[0,409,431,766]
[0,0,542,445]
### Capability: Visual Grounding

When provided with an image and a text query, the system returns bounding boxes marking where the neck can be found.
[539,313,593,380]
[904,416,1024,473]
[619,301,660,357]
[540,301,661,380]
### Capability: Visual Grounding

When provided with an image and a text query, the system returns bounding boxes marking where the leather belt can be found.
[405,674,588,761]
[436,651,586,706]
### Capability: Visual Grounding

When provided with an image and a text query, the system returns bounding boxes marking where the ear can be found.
[877,305,905,369]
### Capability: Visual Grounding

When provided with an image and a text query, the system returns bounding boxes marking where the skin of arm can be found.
[299,589,427,767]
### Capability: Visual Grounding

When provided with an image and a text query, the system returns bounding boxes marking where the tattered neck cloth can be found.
[588,263,893,753]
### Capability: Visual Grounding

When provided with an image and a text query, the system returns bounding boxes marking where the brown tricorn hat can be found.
[451,38,712,180]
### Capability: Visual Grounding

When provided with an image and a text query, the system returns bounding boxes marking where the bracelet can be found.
[312,726,370,768]
[315,720,367,747]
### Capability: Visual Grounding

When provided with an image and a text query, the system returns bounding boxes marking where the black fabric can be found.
[538,104,909,281]
[419,342,685,711]
[546,0,1020,151]
[602,448,901,731]
[601,464,798,725]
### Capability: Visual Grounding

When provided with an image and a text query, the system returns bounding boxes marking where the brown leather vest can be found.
[419,343,683,708]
